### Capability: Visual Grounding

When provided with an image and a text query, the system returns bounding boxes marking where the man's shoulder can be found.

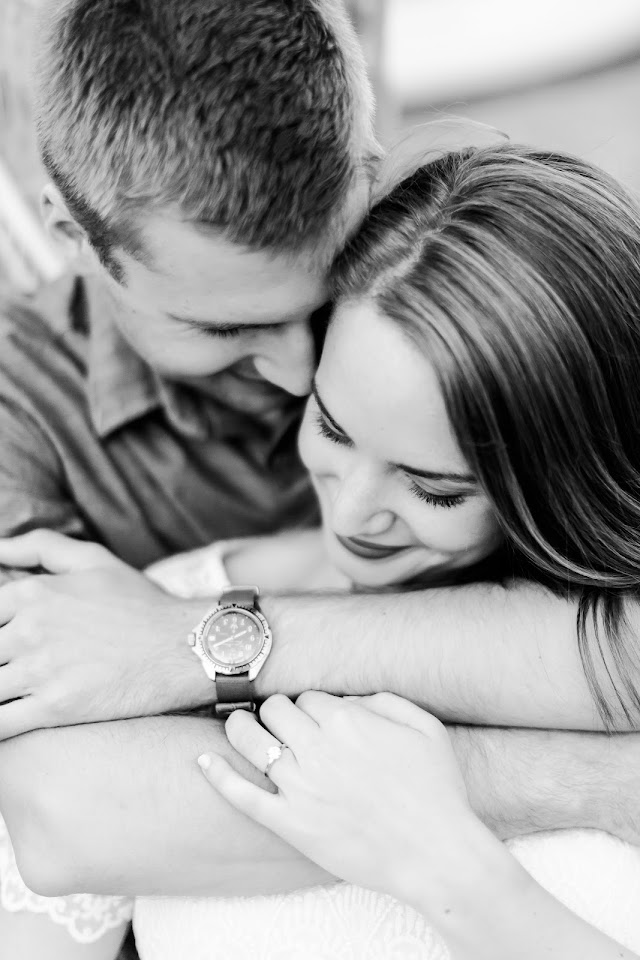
[0,276,85,378]
[0,270,79,334]
[0,275,88,423]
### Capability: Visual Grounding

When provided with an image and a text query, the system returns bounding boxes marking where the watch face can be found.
[202,609,265,668]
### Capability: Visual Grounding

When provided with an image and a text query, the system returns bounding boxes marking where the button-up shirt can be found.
[0,275,318,567]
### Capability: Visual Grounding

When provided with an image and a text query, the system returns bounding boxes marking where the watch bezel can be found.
[192,603,272,677]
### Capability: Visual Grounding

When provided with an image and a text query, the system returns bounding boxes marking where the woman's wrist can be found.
[392,813,531,950]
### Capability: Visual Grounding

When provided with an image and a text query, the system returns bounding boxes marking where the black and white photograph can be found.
[1,1,640,958]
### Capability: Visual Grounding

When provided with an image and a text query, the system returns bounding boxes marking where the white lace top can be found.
[133,831,640,960]
[0,813,133,942]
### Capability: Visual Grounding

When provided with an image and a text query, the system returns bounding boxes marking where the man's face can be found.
[103,212,331,395]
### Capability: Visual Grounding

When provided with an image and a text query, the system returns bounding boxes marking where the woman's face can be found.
[298,299,503,588]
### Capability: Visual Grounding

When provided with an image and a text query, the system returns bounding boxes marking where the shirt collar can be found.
[82,276,209,440]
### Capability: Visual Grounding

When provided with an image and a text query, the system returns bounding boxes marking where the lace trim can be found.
[134,883,451,960]
[0,543,226,944]
[0,813,133,944]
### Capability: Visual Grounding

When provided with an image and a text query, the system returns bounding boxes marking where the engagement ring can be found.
[264,744,286,778]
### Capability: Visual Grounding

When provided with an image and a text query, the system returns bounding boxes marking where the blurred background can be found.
[2,0,640,293]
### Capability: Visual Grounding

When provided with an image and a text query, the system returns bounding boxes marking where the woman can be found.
[141,143,640,958]
[4,143,640,957]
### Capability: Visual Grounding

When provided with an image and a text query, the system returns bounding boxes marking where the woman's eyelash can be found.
[314,412,353,447]
[314,412,466,508]
[409,482,465,509]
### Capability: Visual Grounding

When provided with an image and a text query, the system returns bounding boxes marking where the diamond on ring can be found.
[264,744,284,778]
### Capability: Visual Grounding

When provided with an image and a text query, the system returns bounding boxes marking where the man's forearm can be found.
[0,715,332,898]
[1,717,637,902]
[0,537,629,733]
[134,576,621,730]
[256,583,613,730]
[451,725,640,842]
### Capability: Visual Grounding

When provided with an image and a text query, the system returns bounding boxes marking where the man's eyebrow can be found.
[312,380,476,485]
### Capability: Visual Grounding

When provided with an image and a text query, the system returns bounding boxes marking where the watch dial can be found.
[203,610,265,667]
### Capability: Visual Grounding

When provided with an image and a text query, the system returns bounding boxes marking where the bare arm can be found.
[0,715,333,898]
[256,582,612,729]
[450,724,640,843]
[223,534,610,729]
[0,533,632,737]
[0,714,637,898]
[408,838,640,960]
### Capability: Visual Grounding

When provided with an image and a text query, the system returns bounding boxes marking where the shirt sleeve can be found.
[0,395,89,541]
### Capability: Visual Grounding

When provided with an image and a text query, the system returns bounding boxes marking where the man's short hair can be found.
[35,0,376,279]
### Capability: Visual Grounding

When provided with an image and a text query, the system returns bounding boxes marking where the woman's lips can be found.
[336,534,411,561]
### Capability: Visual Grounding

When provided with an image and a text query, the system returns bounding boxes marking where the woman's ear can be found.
[40,183,94,268]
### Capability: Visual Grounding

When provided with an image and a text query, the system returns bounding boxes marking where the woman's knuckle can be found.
[260,693,286,719]
[295,690,319,711]
[225,709,246,738]
[371,691,395,706]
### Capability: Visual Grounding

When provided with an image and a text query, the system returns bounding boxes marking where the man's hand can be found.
[0,530,211,739]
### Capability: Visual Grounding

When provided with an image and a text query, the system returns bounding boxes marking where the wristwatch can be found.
[188,586,272,717]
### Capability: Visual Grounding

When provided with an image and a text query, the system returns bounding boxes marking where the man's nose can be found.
[253,321,315,396]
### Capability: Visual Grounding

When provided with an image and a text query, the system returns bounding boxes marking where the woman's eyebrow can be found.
[311,380,350,435]
[396,463,477,484]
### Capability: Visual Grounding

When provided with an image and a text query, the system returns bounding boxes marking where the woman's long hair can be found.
[331,144,640,729]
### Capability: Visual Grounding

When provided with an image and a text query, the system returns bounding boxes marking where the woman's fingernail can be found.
[197,754,212,771]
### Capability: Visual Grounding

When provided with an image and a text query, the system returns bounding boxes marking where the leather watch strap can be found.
[213,587,261,716]
[220,585,257,607]
[215,673,254,718]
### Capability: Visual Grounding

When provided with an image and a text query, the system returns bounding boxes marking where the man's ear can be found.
[40,183,93,265]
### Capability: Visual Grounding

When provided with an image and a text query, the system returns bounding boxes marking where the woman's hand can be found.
[198,691,491,906]
[200,693,640,960]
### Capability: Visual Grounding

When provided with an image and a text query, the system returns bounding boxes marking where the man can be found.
[0,0,638,923]
[0,0,375,569]
[0,0,374,950]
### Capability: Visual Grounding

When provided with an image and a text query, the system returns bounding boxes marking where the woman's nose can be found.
[328,466,396,538]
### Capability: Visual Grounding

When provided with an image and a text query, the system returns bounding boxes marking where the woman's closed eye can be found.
[314,407,469,508]
[314,411,468,508]
[408,480,466,509]
[314,411,354,448]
